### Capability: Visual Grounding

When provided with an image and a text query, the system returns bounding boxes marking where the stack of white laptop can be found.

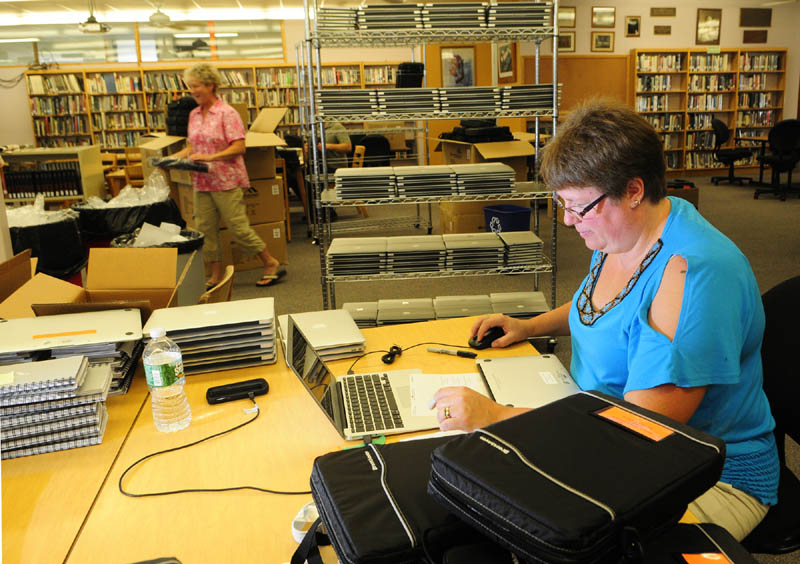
[377,298,436,325]
[395,165,458,198]
[334,167,396,200]
[452,163,515,195]
[0,355,112,460]
[316,7,357,31]
[490,291,550,318]
[438,87,502,113]
[501,84,558,111]
[357,3,426,29]
[280,310,366,362]
[498,230,544,267]
[143,297,276,375]
[342,302,379,329]
[376,87,440,116]
[487,1,552,28]
[424,2,488,29]
[326,237,387,276]
[443,233,505,271]
[387,235,447,274]
[433,295,493,319]
[316,89,377,118]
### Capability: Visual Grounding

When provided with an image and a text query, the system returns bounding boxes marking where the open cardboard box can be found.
[0,248,193,323]
[245,107,288,179]
[0,249,34,303]
[434,138,534,182]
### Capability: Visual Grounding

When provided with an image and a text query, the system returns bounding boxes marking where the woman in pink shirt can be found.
[171,62,284,288]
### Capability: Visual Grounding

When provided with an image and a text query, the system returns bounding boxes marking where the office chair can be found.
[198,265,235,304]
[359,134,392,167]
[284,133,303,148]
[754,119,800,201]
[710,119,752,186]
[741,275,800,555]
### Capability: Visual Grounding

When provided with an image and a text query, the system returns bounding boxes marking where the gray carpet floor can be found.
[231,176,799,561]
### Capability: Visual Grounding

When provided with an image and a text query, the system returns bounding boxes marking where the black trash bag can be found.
[73,199,185,242]
[10,216,87,279]
[111,228,204,254]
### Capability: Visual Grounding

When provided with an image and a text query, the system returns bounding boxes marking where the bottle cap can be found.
[149,327,166,339]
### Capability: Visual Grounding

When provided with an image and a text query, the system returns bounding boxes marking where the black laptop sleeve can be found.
[428,391,726,564]
[308,435,473,564]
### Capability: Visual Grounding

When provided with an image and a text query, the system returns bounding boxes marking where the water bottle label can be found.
[144,359,184,387]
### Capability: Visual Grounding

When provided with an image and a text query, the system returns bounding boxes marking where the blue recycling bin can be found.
[483,204,531,233]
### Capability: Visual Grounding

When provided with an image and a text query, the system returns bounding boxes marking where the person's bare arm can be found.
[470,301,572,349]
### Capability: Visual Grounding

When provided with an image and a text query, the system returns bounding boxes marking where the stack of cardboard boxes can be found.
[139,108,290,273]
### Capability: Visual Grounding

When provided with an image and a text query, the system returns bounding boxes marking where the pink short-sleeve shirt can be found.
[187,99,249,192]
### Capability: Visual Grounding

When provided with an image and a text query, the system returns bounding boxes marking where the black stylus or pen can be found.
[426,347,477,359]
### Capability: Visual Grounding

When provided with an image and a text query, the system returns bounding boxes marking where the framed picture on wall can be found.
[558,32,575,52]
[591,31,615,52]
[558,6,576,28]
[696,8,722,45]
[441,46,475,87]
[626,16,641,37]
[654,25,672,35]
[592,7,615,28]
[497,41,516,83]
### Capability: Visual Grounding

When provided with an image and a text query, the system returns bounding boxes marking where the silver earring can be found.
[632,200,641,208]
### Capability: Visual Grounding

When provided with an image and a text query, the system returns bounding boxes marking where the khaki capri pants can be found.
[194,188,266,263]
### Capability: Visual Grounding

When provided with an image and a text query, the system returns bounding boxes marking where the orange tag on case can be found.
[682,553,733,564]
[32,329,97,340]
[596,406,674,442]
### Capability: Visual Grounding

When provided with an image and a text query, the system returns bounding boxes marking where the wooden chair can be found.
[349,145,368,217]
[198,265,235,304]
[124,147,142,166]
[124,164,144,188]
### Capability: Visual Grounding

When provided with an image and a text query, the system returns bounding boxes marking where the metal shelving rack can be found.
[301,0,560,310]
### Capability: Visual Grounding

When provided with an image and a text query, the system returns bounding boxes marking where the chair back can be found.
[767,119,800,157]
[351,145,366,168]
[124,164,144,188]
[284,133,303,148]
[360,134,392,167]
[711,118,731,150]
[198,265,235,304]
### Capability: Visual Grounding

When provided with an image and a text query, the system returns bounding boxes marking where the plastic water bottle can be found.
[143,327,192,433]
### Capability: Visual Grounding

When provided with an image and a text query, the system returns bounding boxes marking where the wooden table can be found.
[2,317,537,564]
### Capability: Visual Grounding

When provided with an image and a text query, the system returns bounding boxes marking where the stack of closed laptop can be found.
[423,2,488,29]
[501,84,556,111]
[489,291,550,318]
[452,163,515,195]
[433,295,493,319]
[288,310,366,362]
[143,298,277,375]
[316,7,358,31]
[438,87,501,114]
[0,356,112,460]
[334,167,396,200]
[376,298,436,325]
[375,88,440,116]
[357,3,426,29]
[395,165,458,197]
[316,90,378,118]
[498,230,544,267]
[387,235,447,274]
[342,302,379,329]
[443,233,505,271]
[486,1,552,28]
[326,237,387,276]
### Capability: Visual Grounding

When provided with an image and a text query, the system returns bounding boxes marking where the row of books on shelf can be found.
[86,73,143,94]
[33,116,90,136]
[31,95,86,116]
[689,74,735,92]
[92,112,147,130]
[659,133,681,149]
[319,67,361,85]
[637,74,674,92]
[739,53,782,72]
[738,92,775,109]
[737,110,777,127]
[685,131,715,149]
[739,74,777,91]
[36,137,93,148]
[635,95,672,112]
[688,54,733,72]
[148,114,166,128]
[644,114,682,131]
[147,92,173,110]
[219,69,252,87]
[27,74,83,95]
[637,52,783,74]
[3,167,82,200]
[96,130,144,148]
[637,53,684,73]
[219,91,256,105]
[257,67,296,87]
[687,94,726,111]
[143,73,187,92]
[259,88,298,106]
[91,95,144,112]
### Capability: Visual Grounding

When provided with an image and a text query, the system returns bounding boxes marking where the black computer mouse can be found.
[468,326,506,350]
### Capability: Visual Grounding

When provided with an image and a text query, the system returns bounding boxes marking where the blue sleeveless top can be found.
[569,197,778,505]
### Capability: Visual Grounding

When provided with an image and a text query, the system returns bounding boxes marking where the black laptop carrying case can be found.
[308,435,472,564]
[428,391,726,564]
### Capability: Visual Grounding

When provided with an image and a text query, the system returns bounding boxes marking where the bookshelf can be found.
[631,47,786,174]
[85,71,148,149]
[26,72,94,148]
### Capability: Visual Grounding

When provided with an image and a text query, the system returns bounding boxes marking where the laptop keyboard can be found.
[344,374,404,434]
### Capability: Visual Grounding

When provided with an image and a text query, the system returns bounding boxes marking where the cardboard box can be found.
[177,178,284,230]
[434,138,534,182]
[0,248,193,322]
[139,135,186,183]
[0,249,33,303]
[219,220,288,271]
[439,199,530,233]
[245,108,288,180]
[668,186,699,209]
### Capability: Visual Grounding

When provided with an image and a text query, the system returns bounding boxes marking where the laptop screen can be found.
[289,320,339,426]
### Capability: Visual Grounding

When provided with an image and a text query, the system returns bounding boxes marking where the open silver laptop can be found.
[287,315,438,441]
[477,354,579,409]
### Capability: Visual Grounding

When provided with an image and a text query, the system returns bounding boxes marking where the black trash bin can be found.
[10,216,87,279]
[72,199,185,243]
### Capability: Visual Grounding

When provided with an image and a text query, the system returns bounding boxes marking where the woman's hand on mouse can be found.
[470,314,527,348]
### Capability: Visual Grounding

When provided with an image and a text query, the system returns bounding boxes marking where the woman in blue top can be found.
[432,100,779,540]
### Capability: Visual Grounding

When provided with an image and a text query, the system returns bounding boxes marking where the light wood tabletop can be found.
[4,317,538,564]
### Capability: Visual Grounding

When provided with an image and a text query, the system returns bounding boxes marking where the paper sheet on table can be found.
[410,373,490,417]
